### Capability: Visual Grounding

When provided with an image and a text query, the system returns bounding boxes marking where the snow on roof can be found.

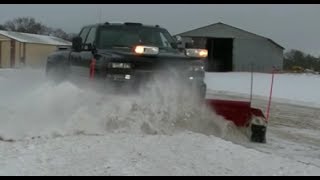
[0,30,72,46]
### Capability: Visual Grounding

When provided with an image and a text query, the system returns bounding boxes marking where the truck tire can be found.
[199,83,207,100]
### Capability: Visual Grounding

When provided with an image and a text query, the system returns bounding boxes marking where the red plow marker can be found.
[90,58,96,80]
[205,68,276,143]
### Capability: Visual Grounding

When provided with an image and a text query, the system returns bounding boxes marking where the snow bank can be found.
[1,69,319,176]
[0,132,319,176]
[0,68,240,141]
[205,72,320,107]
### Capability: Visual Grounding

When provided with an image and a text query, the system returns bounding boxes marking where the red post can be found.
[266,67,276,121]
[90,58,96,80]
[249,63,254,107]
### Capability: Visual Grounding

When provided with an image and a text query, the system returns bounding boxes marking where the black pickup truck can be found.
[46,22,208,98]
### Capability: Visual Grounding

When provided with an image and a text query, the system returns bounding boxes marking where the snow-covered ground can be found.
[205,72,320,108]
[0,68,320,176]
[1,133,319,176]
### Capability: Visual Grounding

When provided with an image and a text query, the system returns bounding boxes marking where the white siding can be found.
[179,23,284,72]
[233,39,283,72]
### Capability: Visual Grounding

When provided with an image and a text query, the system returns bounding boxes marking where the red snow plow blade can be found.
[205,99,267,143]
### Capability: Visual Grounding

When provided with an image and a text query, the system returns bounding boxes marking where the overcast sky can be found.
[0,4,319,56]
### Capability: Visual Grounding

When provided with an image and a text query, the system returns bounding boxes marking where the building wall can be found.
[179,23,284,72]
[25,43,57,68]
[0,36,25,68]
[233,39,283,72]
[15,41,21,67]
[181,36,283,72]
[0,41,11,68]
[0,41,60,68]
[1,33,67,68]
[0,34,9,40]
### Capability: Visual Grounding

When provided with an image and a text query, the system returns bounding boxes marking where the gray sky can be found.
[1,4,319,56]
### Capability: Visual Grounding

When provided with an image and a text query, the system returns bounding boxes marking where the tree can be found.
[3,17,76,41]
[284,49,320,72]
[0,24,6,30]
[4,17,46,34]
[44,27,76,41]
[65,33,78,41]
[50,28,69,40]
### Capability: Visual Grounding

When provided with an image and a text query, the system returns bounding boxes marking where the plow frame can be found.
[204,67,276,143]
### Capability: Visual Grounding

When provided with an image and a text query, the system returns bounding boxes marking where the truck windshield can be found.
[96,26,176,50]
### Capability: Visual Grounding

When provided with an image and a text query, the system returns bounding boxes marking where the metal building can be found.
[0,30,71,68]
[177,22,284,72]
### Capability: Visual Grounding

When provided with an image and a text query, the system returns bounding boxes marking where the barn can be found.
[177,22,284,72]
[0,30,71,68]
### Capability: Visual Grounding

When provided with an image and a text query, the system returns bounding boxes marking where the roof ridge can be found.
[175,22,221,36]
[0,30,71,46]
[177,22,284,49]
[0,29,60,39]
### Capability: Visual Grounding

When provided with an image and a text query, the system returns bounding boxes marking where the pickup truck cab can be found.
[46,22,208,98]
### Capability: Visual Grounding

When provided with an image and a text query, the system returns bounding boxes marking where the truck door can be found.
[70,27,96,79]
[79,27,97,75]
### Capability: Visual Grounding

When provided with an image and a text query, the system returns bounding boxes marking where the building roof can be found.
[0,30,72,46]
[177,22,284,50]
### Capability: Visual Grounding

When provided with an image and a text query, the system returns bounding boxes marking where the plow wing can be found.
[205,99,267,143]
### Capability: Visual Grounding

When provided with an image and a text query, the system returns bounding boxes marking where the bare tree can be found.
[0,24,6,30]
[51,28,69,40]
[66,33,78,41]
[3,16,76,41]
[4,17,47,34]
[284,49,320,72]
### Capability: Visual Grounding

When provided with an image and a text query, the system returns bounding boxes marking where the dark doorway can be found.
[206,38,233,72]
[10,39,16,68]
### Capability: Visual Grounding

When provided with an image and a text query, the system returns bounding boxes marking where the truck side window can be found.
[159,32,172,48]
[85,27,97,45]
[79,27,90,44]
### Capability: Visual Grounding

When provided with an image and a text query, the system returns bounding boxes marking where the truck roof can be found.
[82,22,163,30]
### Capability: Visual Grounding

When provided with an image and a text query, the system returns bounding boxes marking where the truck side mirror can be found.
[72,36,82,52]
[175,35,182,45]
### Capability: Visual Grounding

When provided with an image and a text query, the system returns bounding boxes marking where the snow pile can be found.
[0,133,319,176]
[1,69,320,175]
[205,72,320,107]
[0,68,242,142]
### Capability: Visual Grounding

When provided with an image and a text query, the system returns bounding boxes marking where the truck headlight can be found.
[111,63,131,69]
[185,49,208,58]
[134,45,159,55]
